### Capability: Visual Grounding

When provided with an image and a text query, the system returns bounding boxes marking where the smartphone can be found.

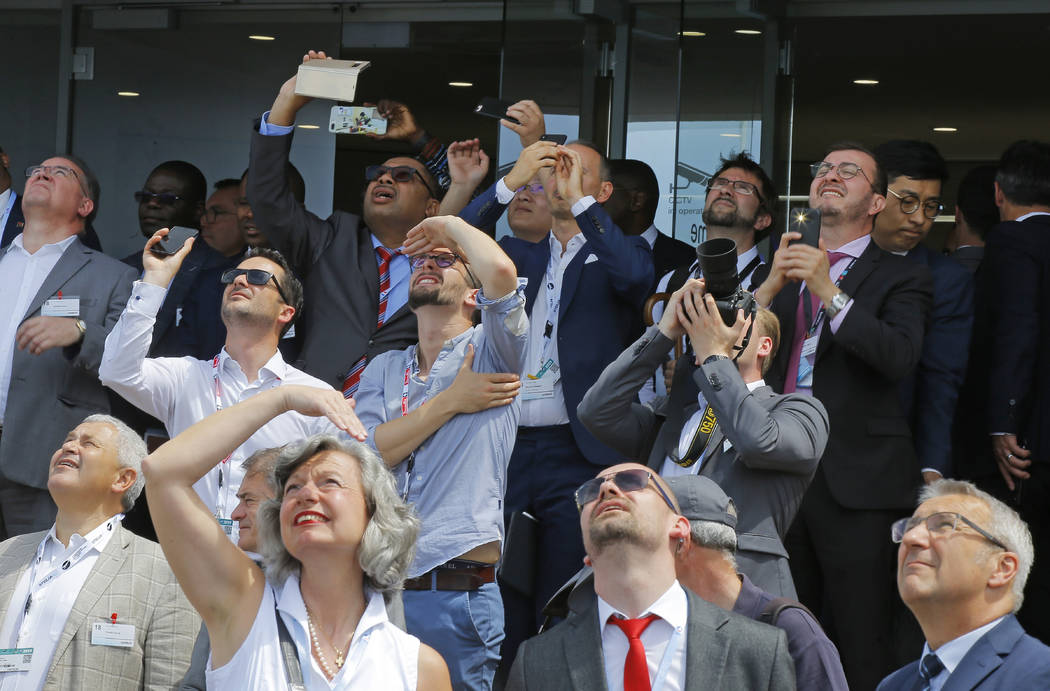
[474,97,521,125]
[329,106,388,135]
[150,226,198,256]
[539,133,567,145]
[788,208,821,247]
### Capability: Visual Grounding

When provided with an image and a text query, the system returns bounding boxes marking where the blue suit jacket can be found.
[900,243,974,476]
[460,182,506,233]
[499,201,653,465]
[876,615,1050,690]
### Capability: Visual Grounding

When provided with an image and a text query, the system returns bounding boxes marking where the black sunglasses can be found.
[575,469,677,514]
[135,190,185,205]
[365,164,437,198]
[220,268,289,305]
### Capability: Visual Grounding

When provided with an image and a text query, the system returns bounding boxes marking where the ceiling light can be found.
[933,127,958,132]
[297,125,320,130]
[720,133,741,138]
[853,79,879,85]
[249,35,275,41]
[117,91,139,97]
[680,31,706,37]
[448,81,473,87]
[735,29,761,35]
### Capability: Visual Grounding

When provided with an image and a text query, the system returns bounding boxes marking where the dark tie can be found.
[608,614,659,691]
[341,246,400,399]
[919,652,944,691]
[782,250,849,393]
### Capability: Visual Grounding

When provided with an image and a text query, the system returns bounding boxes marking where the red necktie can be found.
[608,613,659,691]
[782,250,849,393]
[341,246,400,399]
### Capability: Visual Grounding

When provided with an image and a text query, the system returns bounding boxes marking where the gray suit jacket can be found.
[509,583,795,690]
[578,326,829,597]
[0,523,200,690]
[0,238,136,489]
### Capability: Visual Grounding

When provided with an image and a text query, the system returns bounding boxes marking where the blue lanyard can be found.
[0,192,16,238]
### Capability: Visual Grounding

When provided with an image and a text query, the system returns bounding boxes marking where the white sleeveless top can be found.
[206,575,419,690]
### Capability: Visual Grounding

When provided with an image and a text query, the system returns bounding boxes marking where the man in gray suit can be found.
[507,461,794,690]
[578,279,829,597]
[0,155,136,538]
[0,414,199,689]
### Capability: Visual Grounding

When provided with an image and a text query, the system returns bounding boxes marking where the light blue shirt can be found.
[921,616,1006,691]
[355,286,528,577]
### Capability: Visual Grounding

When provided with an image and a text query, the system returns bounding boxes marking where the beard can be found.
[587,510,661,556]
[221,300,274,330]
[702,200,758,230]
[408,282,459,310]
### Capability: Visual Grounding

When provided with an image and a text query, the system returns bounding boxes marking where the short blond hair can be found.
[753,307,780,375]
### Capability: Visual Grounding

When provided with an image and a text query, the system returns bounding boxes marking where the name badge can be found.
[41,296,80,317]
[521,377,555,401]
[91,622,134,647]
[218,518,235,536]
[800,335,818,359]
[0,648,33,672]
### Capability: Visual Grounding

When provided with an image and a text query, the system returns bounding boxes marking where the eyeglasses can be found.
[365,164,437,198]
[135,190,185,206]
[708,176,762,200]
[25,165,89,196]
[220,268,289,305]
[203,207,234,222]
[514,182,546,195]
[409,252,462,270]
[886,188,944,220]
[574,469,677,514]
[891,511,1008,550]
[810,161,875,187]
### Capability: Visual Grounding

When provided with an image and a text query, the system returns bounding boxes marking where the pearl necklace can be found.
[306,607,347,679]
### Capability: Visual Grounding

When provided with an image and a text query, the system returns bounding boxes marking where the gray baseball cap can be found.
[666,475,738,530]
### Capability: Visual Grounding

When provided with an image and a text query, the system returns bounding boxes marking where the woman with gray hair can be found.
[142,385,451,690]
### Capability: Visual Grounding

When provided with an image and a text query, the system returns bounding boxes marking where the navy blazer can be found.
[900,243,974,476]
[876,615,1050,690]
[460,181,507,233]
[500,201,653,465]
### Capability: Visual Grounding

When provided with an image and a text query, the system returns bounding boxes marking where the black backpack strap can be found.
[666,264,696,295]
[275,598,306,691]
[758,596,819,628]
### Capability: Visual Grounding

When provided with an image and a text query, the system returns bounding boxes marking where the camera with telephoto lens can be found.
[696,237,756,326]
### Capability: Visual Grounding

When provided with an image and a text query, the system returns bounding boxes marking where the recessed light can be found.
[720,133,741,138]
[853,79,879,85]
[297,125,320,130]
[249,35,275,41]
[735,29,762,35]
[680,31,706,37]
[448,81,473,88]
[117,91,140,97]
[933,127,958,132]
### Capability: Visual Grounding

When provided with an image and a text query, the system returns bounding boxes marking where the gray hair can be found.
[82,414,147,512]
[256,435,419,593]
[240,446,283,495]
[689,519,738,571]
[919,479,1034,612]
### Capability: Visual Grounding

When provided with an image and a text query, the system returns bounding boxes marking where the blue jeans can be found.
[403,581,503,691]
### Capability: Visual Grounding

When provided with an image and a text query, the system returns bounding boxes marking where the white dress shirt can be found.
[0,233,78,422]
[920,616,1005,691]
[661,378,765,477]
[99,281,343,519]
[0,189,14,236]
[597,580,687,691]
[641,225,660,249]
[0,516,120,691]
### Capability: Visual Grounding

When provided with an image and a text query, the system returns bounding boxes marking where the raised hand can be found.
[142,227,195,288]
[278,385,367,440]
[368,99,424,143]
[502,99,547,147]
[447,139,490,189]
[503,141,559,192]
[270,50,329,126]
[442,345,521,413]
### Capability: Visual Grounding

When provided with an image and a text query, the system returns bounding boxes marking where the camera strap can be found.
[671,403,719,468]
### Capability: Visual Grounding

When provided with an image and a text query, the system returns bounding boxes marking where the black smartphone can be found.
[539,133,567,145]
[150,226,199,256]
[788,208,821,247]
[474,97,521,125]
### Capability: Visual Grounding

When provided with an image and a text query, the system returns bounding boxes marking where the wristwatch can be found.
[825,292,850,319]
[74,319,87,341]
[702,354,731,366]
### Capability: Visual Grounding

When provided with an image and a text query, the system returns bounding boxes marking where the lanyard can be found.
[16,514,123,644]
[802,256,857,337]
[0,192,15,238]
[399,346,429,501]
[539,249,565,367]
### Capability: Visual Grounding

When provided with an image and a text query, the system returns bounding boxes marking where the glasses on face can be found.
[514,182,546,195]
[574,468,677,514]
[365,164,437,198]
[708,176,762,200]
[810,161,875,187]
[891,511,1008,550]
[134,190,185,206]
[25,165,89,196]
[886,188,944,220]
[409,252,462,271]
[220,268,289,305]
[203,207,234,223]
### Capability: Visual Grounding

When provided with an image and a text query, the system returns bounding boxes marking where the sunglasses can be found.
[574,468,677,514]
[365,165,437,198]
[220,268,289,305]
[135,191,185,206]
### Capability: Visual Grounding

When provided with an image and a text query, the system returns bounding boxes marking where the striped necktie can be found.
[341,246,400,399]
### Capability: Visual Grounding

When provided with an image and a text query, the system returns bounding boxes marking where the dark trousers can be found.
[0,476,57,540]
[786,466,905,691]
[1017,466,1050,646]
[498,425,594,681]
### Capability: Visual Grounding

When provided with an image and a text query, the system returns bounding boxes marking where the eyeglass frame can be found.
[574,468,678,514]
[25,164,90,198]
[365,164,438,199]
[134,190,186,206]
[810,160,877,189]
[220,268,290,305]
[410,252,479,289]
[202,207,236,223]
[514,182,546,195]
[707,176,764,203]
[890,511,1008,551]
[886,188,944,220]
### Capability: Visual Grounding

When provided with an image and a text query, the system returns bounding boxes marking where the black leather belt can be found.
[403,559,496,591]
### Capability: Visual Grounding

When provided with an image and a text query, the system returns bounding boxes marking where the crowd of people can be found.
[0,46,1048,690]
